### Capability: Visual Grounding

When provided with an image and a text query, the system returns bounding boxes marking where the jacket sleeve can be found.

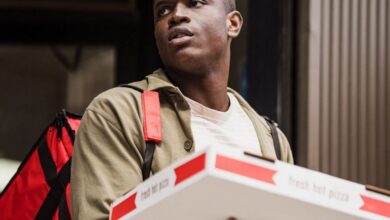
[70,108,143,220]
[277,128,294,164]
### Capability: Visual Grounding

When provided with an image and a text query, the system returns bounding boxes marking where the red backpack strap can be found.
[142,91,162,143]
[120,85,161,181]
[141,91,161,180]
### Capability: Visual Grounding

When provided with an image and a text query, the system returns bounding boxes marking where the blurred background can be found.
[0,0,389,191]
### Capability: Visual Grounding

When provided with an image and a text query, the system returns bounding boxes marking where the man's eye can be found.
[157,6,171,17]
[189,0,205,8]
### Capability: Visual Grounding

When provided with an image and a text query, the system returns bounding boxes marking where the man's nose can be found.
[168,3,190,28]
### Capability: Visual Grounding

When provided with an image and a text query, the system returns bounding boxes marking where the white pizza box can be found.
[110,147,390,220]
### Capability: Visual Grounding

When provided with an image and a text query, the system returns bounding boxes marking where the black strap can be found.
[142,142,157,181]
[56,110,76,143]
[58,191,71,220]
[119,84,157,181]
[38,137,57,187]
[264,117,281,160]
[35,159,72,220]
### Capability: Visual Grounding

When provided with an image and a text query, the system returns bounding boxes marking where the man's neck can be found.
[167,68,230,112]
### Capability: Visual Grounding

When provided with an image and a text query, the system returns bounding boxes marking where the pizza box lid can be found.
[110,147,390,220]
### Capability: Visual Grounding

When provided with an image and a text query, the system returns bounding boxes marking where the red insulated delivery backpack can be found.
[0,110,81,220]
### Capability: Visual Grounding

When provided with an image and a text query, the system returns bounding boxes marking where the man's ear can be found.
[227,11,243,38]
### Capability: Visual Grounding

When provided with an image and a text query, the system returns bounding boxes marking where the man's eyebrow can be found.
[154,0,167,9]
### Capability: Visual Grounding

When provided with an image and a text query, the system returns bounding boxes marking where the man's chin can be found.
[170,46,198,56]
[165,58,206,78]
[169,49,200,65]
[162,48,210,75]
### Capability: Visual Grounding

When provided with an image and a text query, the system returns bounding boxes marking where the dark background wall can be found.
[0,0,294,162]
[247,0,296,147]
[0,47,67,159]
[0,46,115,160]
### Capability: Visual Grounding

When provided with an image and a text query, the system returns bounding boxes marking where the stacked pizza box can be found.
[110,147,390,220]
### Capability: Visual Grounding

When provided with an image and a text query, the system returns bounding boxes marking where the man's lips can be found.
[168,27,194,42]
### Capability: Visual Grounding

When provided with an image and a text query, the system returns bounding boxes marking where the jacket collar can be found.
[144,69,254,110]
[144,69,177,91]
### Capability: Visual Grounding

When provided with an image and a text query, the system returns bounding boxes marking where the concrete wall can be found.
[0,46,114,160]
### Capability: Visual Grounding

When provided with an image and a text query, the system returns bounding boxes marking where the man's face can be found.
[153,0,231,76]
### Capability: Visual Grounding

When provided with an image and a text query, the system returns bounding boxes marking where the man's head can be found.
[153,0,243,78]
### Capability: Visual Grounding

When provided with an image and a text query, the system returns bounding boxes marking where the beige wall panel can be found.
[367,0,378,185]
[340,0,351,179]
[386,0,390,189]
[320,0,331,174]
[349,0,359,182]
[377,0,387,188]
[357,0,368,184]
[307,0,322,171]
[298,0,390,189]
[330,0,341,176]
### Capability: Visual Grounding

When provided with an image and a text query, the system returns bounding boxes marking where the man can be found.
[71,0,294,219]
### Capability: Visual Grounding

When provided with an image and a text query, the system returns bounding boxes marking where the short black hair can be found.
[224,0,236,12]
[152,0,236,12]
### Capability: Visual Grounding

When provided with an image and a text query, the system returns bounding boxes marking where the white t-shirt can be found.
[184,92,261,154]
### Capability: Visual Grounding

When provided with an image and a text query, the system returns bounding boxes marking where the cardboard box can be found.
[110,147,390,220]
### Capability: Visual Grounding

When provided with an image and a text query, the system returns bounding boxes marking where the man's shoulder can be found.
[84,69,171,118]
[90,84,142,109]
[83,81,148,125]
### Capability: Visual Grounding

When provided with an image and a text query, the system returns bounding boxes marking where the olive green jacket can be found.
[70,69,294,220]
